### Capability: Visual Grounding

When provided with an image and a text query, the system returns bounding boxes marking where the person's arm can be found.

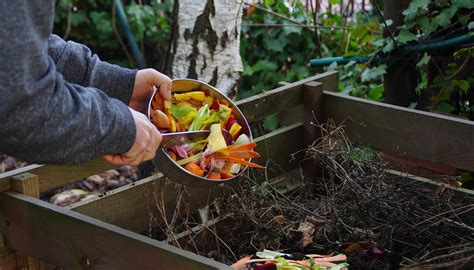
[0,2,137,164]
[48,34,136,104]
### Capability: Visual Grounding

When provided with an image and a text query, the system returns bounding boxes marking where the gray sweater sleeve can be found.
[48,34,137,104]
[0,1,136,164]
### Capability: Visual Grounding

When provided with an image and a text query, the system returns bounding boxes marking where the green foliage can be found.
[429,47,474,118]
[239,1,384,100]
[53,0,172,68]
[238,1,313,99]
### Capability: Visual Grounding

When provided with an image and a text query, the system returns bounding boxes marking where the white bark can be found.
[170,0,243,96]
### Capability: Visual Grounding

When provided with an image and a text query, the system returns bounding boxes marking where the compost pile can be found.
[40,165,139,206]
[153,121,474,269]
[0,154,28,173]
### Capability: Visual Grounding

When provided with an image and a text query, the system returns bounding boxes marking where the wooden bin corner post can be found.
[8,173,52,270]
[302,81,323,182]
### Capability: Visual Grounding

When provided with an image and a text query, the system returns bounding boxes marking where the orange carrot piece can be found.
[227,151,260,159]
[226,142,257,152]
[185,162,205,176]
[152,92,164,110]
[169,151,177,161]
[208,171,221,180]
[220,172,233,179]
[220,156,265,168]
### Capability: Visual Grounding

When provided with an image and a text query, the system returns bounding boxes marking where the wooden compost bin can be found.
[0,71,473,270]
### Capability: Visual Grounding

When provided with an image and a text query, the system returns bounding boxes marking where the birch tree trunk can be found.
[168,0,243,97]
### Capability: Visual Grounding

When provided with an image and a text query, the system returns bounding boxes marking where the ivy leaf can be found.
[468,22,474,30]
[442,5,458,19]
[361,65,387,83]
[403,0,430,21]
[433,13,451,28]
[416,53,431,68]
[71,10,87,27]
[242,64,253,76]
[418,17,437,36]
[252,60,278,73]
[368,84,384,101]
[263,113,279,132]
[437,102,454,113]
[327,62,338,71]
[452,79,470,93]
[397,29,418,43]
[382,40,395,53]
[452,0,474,9]
[264,0,275,6]
[264,37,284,52]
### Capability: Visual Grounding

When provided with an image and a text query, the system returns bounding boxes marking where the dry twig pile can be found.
[150,121,474,269]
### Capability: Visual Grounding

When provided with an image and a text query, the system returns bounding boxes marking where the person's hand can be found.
[103,108,162,166]
[129,68,172,113]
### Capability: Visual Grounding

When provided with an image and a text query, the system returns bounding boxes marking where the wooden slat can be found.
[387,169,474,196]
[35,158,115,193]
[11,173,39,198]
[251,122,305,180]
[9,173,49,270]
[237,71,339,124]
[71,174,220,233]
[323,91,474,171]
[303,82,323,180]
[70,123,305,233]
[0,158,114,194]
[0,192,231,270]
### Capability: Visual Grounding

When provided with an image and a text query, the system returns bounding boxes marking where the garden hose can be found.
[309,33,474,67]
[114,0,146,68]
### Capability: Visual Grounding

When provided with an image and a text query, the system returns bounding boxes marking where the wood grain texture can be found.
[323,91,474,171]
[10,173,39,198]
[0,158,114,194]
[71,174,220,233]
[0,192,231,270]
[303,82,323,180]
[236,71,338,124]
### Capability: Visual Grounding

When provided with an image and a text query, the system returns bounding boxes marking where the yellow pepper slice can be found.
[174,91,206,102]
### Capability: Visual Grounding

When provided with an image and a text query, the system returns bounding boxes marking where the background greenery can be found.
[53,0,473,118]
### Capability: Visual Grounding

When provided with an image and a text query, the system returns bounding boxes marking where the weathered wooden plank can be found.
[9,173,49,270]
[0,192,231,270]
[323,91,474,171]
[303,82,323,180]
[71,174,220,233]
[35,158,115,193]
[237,71,338,124]
[0,158,114,194]
[387,169,474,196]
[11,173,39,198]
[252,122,305,180]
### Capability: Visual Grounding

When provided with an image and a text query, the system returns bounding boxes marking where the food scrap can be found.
[231,250,348,270]
[150,89,264,179]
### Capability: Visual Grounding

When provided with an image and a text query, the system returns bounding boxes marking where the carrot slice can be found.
[169,151,177,161]
[219,156,265,168]
[208,171,221,180]
[226,142,257,152]
[185,162,205,176]
[226,151,260,159]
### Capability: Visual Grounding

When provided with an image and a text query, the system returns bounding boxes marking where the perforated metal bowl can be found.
[147,79,252,187]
